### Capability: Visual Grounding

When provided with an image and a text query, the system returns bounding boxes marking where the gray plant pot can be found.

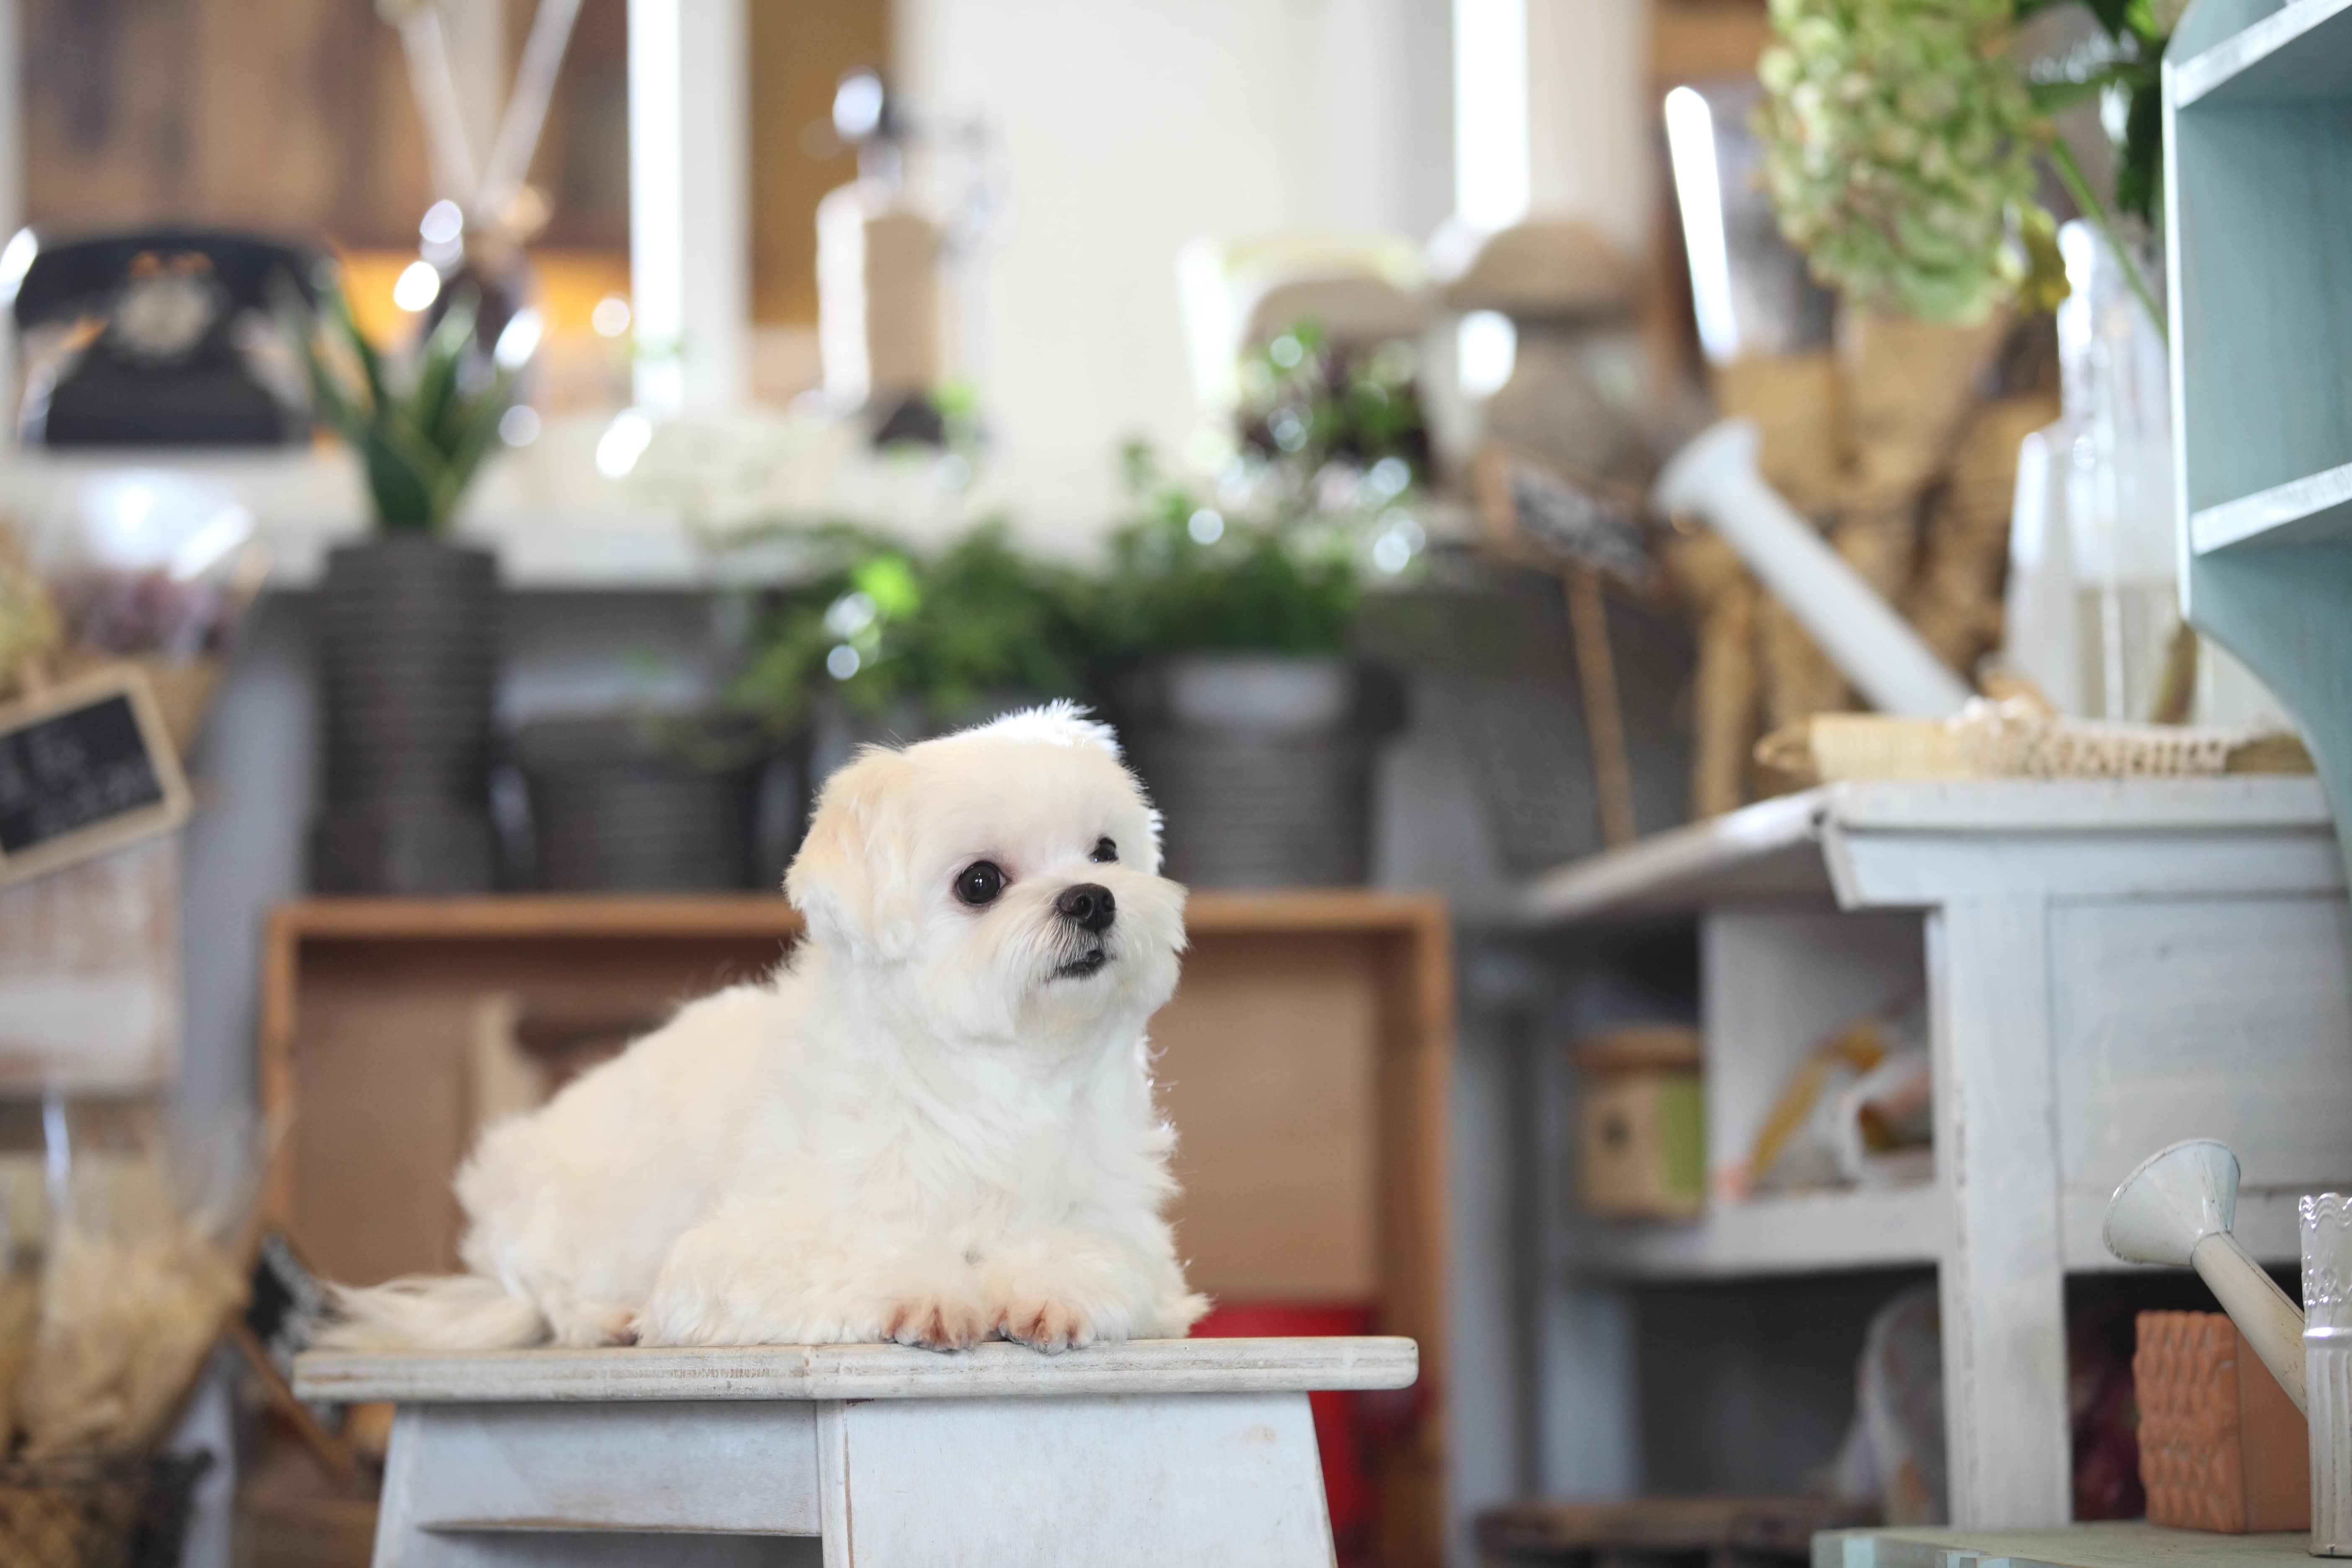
[513,715,784,892]
[1117,655,1397,888]
[309,537,500,894]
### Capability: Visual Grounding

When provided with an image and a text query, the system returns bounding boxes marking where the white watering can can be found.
[2103,1138,2306,1412]
[2105,1138,2352,1555]
[1652,418,1975,720]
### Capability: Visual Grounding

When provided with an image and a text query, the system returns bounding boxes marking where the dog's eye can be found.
[955,861,1006,906]
[1090,838,1117,864]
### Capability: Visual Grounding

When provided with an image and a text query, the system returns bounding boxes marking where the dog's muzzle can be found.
[1055,883,1115,934]
[1051,882,1114,979]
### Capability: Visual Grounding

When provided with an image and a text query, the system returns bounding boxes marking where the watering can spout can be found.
[2104,1139,2308,1415]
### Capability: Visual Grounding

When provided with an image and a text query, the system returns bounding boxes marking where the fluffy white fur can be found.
[330,704,1207,1354]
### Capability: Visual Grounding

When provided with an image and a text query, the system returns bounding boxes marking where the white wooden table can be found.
[1520,778,2352,1530]
[1817,1520,2312,1568]
[293,1335,1417,1567]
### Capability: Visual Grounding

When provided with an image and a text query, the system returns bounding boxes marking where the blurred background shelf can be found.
[1527,776,2349,1527]
[1568,1184,1942,1281]
[1571,1183,2326,1285]
[1519,777,2333,925]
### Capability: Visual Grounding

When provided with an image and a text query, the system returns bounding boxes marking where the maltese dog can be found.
[330,704,1208,1353]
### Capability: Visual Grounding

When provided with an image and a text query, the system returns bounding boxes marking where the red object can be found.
[1191,1300,1385,1566]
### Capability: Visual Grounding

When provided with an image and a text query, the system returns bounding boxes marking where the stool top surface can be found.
[293,1334,1418,1404]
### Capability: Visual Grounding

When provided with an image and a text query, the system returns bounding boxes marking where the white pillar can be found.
[628,0,750,416]
[1525,0,1652,254]
[1454,0,1532,230]
[1454,0,1652,250]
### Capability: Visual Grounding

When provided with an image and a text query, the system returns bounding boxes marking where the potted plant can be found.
[1078,323,1426,887]
[294,276,536,893]
[725,520,1089,743]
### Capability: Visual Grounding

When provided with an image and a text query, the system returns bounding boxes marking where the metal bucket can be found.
[513,714,774,892]
[1117,655,1395,888]
[309,538,500,892]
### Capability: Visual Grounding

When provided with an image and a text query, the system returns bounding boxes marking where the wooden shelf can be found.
[1569,1185,1943,1281]
[268,887,1447,943]
[2190,459,2352,554]
[2172,0,2352,107]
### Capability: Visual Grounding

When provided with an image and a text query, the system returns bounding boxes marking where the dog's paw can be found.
[547,1299,645,1348]
[996,1299,1095,1354]
[883,1294,989,1352]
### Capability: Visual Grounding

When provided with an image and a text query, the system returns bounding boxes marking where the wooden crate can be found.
[259,889,1452,1566]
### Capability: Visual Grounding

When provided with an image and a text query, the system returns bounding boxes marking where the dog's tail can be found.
[318,1274,547,1351]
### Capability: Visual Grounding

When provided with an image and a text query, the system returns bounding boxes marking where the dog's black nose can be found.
[1056,882,1116,934]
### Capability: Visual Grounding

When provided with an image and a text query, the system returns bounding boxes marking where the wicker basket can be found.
[0,1452,209,1568]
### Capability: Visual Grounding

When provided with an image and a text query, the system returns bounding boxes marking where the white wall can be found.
[893,0,1455,544]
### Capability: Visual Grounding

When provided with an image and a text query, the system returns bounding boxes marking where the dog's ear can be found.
[787,746,918,960]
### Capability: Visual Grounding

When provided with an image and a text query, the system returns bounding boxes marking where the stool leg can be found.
[816,1392,1336,1567]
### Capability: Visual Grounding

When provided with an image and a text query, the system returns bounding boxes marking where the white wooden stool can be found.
[294,1335,1418,1567]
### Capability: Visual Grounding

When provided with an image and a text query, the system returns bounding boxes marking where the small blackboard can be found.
[0,665,190,882]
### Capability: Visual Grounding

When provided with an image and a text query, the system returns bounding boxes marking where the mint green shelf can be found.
[2173,0,2352,106]
[2168,0,2352,884]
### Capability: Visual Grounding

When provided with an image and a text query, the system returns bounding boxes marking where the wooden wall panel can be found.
[1153,934,1382,1300]
[283,929,792,1286]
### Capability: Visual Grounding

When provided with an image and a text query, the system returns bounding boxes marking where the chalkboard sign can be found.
[0,666,190,882]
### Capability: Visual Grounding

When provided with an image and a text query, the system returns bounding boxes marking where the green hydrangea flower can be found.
[1756,0,2058,322]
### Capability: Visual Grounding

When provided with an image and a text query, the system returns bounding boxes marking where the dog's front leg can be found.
[980,1228,1209,1354]
[636,1207,989,1351]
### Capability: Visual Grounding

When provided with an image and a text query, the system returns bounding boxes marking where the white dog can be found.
[330,705,1207,1353]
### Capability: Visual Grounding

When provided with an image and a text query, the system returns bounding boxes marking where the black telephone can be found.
[9,227,327,447]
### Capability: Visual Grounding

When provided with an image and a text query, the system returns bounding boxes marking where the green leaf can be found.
[2073,0,2136,38]
[2114,79,2164,221]
[854,553,923,621]
[411,292,482,459]
[431,365,518,525]
[323,283,390,415]
[361,428,438,531]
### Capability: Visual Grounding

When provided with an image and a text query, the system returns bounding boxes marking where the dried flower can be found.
[1755,0,2058,322]
[0,529,62,695]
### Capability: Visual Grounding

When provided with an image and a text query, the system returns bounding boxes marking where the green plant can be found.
[294,278,535,532]
[1755,0,2173,333]
[1077,318,1432,669]
[1236,322,1429,485]
[725,521,1088,732]
[1075,443,1364,666]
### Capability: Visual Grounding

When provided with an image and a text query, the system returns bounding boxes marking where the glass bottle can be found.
[2303,1191,2352,1555]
